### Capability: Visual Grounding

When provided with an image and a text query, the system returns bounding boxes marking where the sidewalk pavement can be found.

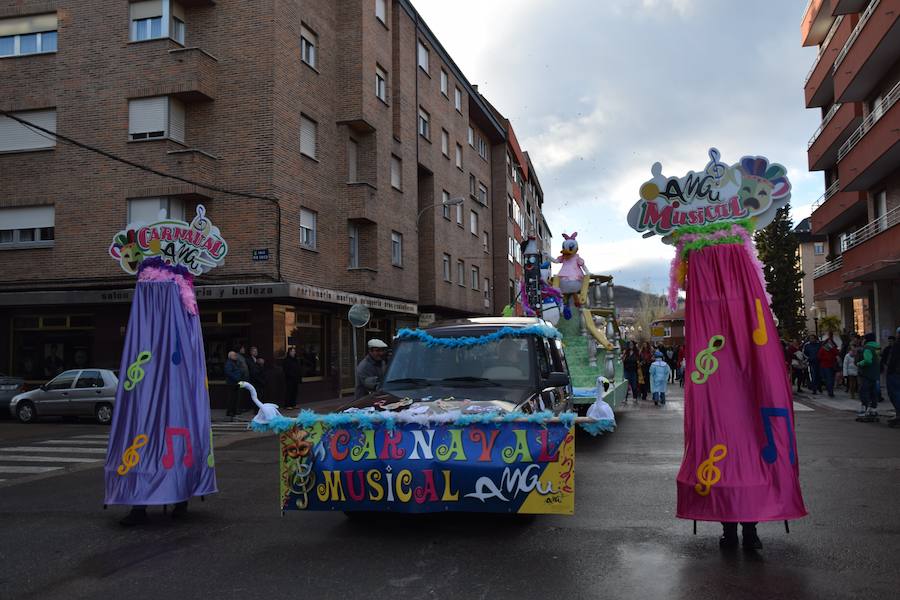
[210,395,349,423]
[794,382,896,418]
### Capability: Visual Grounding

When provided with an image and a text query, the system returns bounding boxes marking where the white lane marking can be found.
[0,455,102,463]
[793,402,814,412]
[37,440,108,446]
[0,466,63,473]
[70,435,110,440]
[0,446,107,454]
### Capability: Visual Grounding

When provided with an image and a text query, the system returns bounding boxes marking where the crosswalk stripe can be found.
[0,446,107,454]
[70,435,110,440]
[37,440,108,446]
[0,455,102,463]
[0,466,63,474]
[793,402,814,412]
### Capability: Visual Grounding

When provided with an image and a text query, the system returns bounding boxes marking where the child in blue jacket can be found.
[649,350,671,406]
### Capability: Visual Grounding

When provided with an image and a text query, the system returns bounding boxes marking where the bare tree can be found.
[633,279,667,343]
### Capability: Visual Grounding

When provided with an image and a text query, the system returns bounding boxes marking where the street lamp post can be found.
[416,196,464,231]
[809,306,820,337]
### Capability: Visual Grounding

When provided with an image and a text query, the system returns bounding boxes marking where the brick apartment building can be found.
[793,217,840,334]
[801,0,900,343]
[0,0,549,404]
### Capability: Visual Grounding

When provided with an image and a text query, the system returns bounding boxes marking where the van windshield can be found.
[383,336,534,389]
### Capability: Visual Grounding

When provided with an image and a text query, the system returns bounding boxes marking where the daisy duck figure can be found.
[551,232,589,320]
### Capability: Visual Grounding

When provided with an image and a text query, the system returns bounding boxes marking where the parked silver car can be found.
[0,372,25,415]
[10,369,118,424]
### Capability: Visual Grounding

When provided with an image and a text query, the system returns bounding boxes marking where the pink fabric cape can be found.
[676,243,808,522]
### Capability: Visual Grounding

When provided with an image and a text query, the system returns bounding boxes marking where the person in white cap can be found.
[355,338,389,399]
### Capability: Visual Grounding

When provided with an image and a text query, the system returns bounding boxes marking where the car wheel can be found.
[16,401,36,424]
[95,403,113,425]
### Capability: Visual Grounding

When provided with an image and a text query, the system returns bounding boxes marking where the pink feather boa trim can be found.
[138,267,198,315]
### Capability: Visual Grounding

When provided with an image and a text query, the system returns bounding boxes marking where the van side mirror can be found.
[543,372,569,389]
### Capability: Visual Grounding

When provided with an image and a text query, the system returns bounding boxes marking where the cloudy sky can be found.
[415,0,825,293]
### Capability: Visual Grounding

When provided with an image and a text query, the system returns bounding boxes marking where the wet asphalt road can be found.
[0,386,898,600]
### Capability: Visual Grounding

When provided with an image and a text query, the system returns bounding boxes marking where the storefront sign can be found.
[279,420,575,514]
[252,248,270,262]
[626,148,791,240]
[109,205,228,275]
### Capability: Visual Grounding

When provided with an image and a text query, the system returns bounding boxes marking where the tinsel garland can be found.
[396,323,561,347]
[137,257,198,314]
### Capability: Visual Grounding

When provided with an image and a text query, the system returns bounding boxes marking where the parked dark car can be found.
[0,372,25,416]
[9,369,118,424]
[341,317,573,414]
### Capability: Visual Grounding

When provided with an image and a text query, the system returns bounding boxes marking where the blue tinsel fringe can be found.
[579,418,617,436]
[395,323,561,348]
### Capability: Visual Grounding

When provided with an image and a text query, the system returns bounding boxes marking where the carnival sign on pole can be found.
[626,148,791,241]
[108,205,228,275]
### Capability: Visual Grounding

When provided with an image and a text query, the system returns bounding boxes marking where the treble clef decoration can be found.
[123,351,152,391]
[694,444,727,496]
[691,335,725,385]
[706,147,727,182]
[117,434,149,476]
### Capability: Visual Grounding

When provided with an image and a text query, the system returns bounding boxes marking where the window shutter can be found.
[129,97,167,135]
[0,109,56,151]
[168,97,185,143]
[0,13,57,36]
[0,205,54,228]
[300,115,317,157]
[375,0,386,21]
[348,139,358,182]
[129,0,163,20]
[300,208,316,229]
[391,156,401,189]
[127,198,165,224]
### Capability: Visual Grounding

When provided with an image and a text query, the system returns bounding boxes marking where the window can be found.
[471,266,479,290]
[46,371,77,391]
[128,97,184,143]
[441,129,449,156]
[454,87,462,112]
[813,241,825,256]
[0,13,57,57]
[470,210,478,235]
[508,236,515,262]
[417,40,429,73]
[75,370,104,389]
[509,280,516,305]
[348,223,359,268]
[482,231,489,253]
[442,254,451,281]
[348,138,358,182]
[127,197,184,224]
[456,203,463,226]
[391,231,403,267]
[375,0,386,23]
[129,1,185,44]
[301,24,317,69]
[0,109,56,152]
[0,206,55,248]
[507,196,514,219]
[483,277,490,297]
[457,260,465,286]
[478,182,488,205]
[418,107,430,139]
[375,65,387,101]
[440,69,448,96]
[455,143,462,169]
[300,208,317,250]
[467,126,474,147]
[478,136,487,160]
[442,190,451,219]
[469,174,477,197]
[300,114,317,158]
[391,155,402,190]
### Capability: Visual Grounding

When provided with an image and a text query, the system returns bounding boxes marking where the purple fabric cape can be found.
[676,243,807,522]
[104,280,217,505]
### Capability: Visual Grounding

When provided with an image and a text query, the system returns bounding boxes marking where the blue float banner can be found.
[279,420,575,514]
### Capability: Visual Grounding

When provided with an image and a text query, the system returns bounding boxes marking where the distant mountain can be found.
[613,285,666,312]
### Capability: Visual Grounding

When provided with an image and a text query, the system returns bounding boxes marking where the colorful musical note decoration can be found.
[161,426,194,469]
[752,298,768,346]
[760,407,796,465]
[172,328,183,365]
[123,351,152,391]
[691,335,725,385]
[116,434,149,476]
[207,430,215,468]
[694,444,727,496]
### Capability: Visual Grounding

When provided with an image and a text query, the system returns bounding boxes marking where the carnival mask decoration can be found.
[737,157,790,214]
[109,230,144,275]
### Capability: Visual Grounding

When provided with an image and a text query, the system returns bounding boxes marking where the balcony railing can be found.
[811,179,841,211]
[814,255,844,278]
[805,15,844,84]
[840,204,900,252]
[833,0,880,70]
[837,77,900,160]
[808,103,843,148]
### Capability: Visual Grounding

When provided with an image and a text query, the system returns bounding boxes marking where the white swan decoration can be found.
[238,381,283,425]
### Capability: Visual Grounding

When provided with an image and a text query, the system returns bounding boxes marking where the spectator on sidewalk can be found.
[886,327,900,428]
[857,333,881,418]
[818,336,840,398]
[791,343,809,393]
[803,335,822,394]
[282,346,301,409]
[843,342,859,400]
[355,339,389,399]
[649,351,671,406]
[248,346,265,401]
[623,346,638,402]
[224,351,242,422]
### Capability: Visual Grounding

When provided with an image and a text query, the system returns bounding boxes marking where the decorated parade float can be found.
[627,148,807,529]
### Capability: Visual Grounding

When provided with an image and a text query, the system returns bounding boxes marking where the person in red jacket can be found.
[817,336,840,397]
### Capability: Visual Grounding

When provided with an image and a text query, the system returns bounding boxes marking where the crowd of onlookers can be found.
[622,341,686,405]
[221,344,306,421]
[783,328,899,425]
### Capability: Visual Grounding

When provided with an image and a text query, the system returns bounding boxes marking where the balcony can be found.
[346,182,378,223]
[833,0,900,102]
[127,43,218,101]
[841,205,900,282]
[813,255,843,278]
[804,15,851,108]
[802,0,838,46]
[125,140,219,192]
[810,183,867,235]
[808,102,863,169]
[837,78,900,190]
[833,0,870,13]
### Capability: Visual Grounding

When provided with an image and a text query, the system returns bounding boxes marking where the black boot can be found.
[171,501,189,519]
[741,523,762,550]
[719,522,738,548]
[119,506,148,527]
